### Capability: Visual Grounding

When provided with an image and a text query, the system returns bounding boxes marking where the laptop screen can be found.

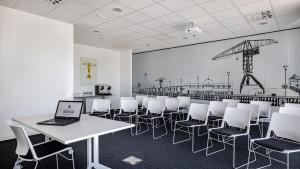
[55,101,83,119]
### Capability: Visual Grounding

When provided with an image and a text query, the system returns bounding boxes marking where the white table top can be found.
[13,114,134,144]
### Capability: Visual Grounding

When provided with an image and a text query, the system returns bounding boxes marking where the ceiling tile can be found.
[160,0,196,11]
[127,24,149,32]
[0,0,18,7]
[274,4,300,17]
[48,8,82,23]
[156,13,186,25]
[74,17,102,28]
[123,12,151,23]
[232,0,264,6]
[190,15,216,25]
[14,0,57,15]
[221,16,249,26]
[201,22,224,30]
[139,19,165,29]
[239,0,272,15]
[100,1,134,17]
[176,6,207,20]
[270,0,300,8]
[200,0,234,13]
[77,0,114,8]
[212,8,242,20]
[85,9,115,22]
[106,18,134,28]
[55,0,96,15]
[139,4,171,18]
[152,34,170,40]
[117,0,155,10]
[140,29,161,36]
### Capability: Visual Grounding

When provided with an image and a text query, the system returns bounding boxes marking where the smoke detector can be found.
[185,22,202,36]
[246,10,273,23]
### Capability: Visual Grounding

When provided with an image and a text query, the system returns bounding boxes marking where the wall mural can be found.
[132,29,300,106]
[80,57,97,85]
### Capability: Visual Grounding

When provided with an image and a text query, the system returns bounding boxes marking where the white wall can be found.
[74,44,132,110]
[0,6,74,140]
[133,29,300,96]
[120,50,133,97]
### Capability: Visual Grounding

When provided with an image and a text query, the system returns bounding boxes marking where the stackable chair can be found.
[114,99,138,136]
[284,103,300,109]
[114,97,134,114]
[135,95,147,110]
[8,121,75,169]
[163,98,179,130]
[279,107,300,116]
[207,101,228,127]
[237,103,261,137]
[136,100,168,139]
[222,99,240,107]
[247,113,300,169]
[176,96,191,120]
[250,101,272,137]
[173,103,210,153]
[140,97,156,113]
[206,107,251,169]
[89,99,111,118]
[156,95,169,102]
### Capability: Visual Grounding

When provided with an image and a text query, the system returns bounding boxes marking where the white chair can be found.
[114,99,138,136]
[237,103,261,137]
[140,97,156,113]
[90,99,111,118]
[135,95,147,109]
[206,107,251,169]
[247,113,300,169]
[279,107,300,116]
[173,103,209,153]
[163,98,179,130]
[114,97,135,114]
[250,101,272,137]
[207,101,228,127]
[222,99,240,107]
[177,96,191,110]
[136,100,168,139]
[8,121,75,169]
[285,103,300,109]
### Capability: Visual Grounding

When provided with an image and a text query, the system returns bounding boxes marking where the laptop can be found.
[37,100,83,126]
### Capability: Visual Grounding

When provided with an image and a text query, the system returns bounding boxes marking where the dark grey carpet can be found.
[1,123,299,169]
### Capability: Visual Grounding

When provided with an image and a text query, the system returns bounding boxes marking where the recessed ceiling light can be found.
[93,30,100,33]
[96,14,107,19]
[259,21,268,25]
[112,7,122,12]
[145,44,151,46]
[182,37,188,40]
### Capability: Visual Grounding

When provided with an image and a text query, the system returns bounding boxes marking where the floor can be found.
[1,122,299,169]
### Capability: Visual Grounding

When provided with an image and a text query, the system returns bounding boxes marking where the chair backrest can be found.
[120,99,138,113]
[177,96,191,109]
[164,98,179,111]
[142,97,156,109]
[279,107,300,116]
[237,103,260,121]
[188,103,209,124]
[8,121,37,159]
[147,100,164,115]
[222,99,240,107]
[285,103,300,109]
[92,99,110,113]
[250,101,271,117]
[156,96,169,102]
[267,113,300,142]
[208,101,228,117]
[222,107,251,132]
[135,95,147,106]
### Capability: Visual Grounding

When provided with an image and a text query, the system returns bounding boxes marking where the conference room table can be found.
[12,114,135,169]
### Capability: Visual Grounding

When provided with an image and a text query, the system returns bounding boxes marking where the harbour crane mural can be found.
[212,39,278,94]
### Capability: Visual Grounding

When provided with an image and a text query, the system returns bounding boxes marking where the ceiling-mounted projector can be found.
[185,22,202,36]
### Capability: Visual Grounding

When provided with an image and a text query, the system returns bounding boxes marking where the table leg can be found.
[87,136,111,169]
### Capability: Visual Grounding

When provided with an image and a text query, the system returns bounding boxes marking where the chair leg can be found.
[71,151,75,169]
[34,161,39,169]
[56,154,59,169]
[287,153,290,169]
[173,124,191,145]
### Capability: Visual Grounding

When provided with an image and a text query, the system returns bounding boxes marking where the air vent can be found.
[246,10,272,23]
[45,0,63,5]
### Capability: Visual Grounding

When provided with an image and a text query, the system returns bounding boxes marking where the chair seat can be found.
[208,116,223,121]
[177,119,205,127]
[164,109,177,114]
[115,112,135,117]
[254,138,300,152]
[210,127,247,137]
[21,140,70,159]
[251,120,258,125]
[90,111,109,116]
[139,114,161,119]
